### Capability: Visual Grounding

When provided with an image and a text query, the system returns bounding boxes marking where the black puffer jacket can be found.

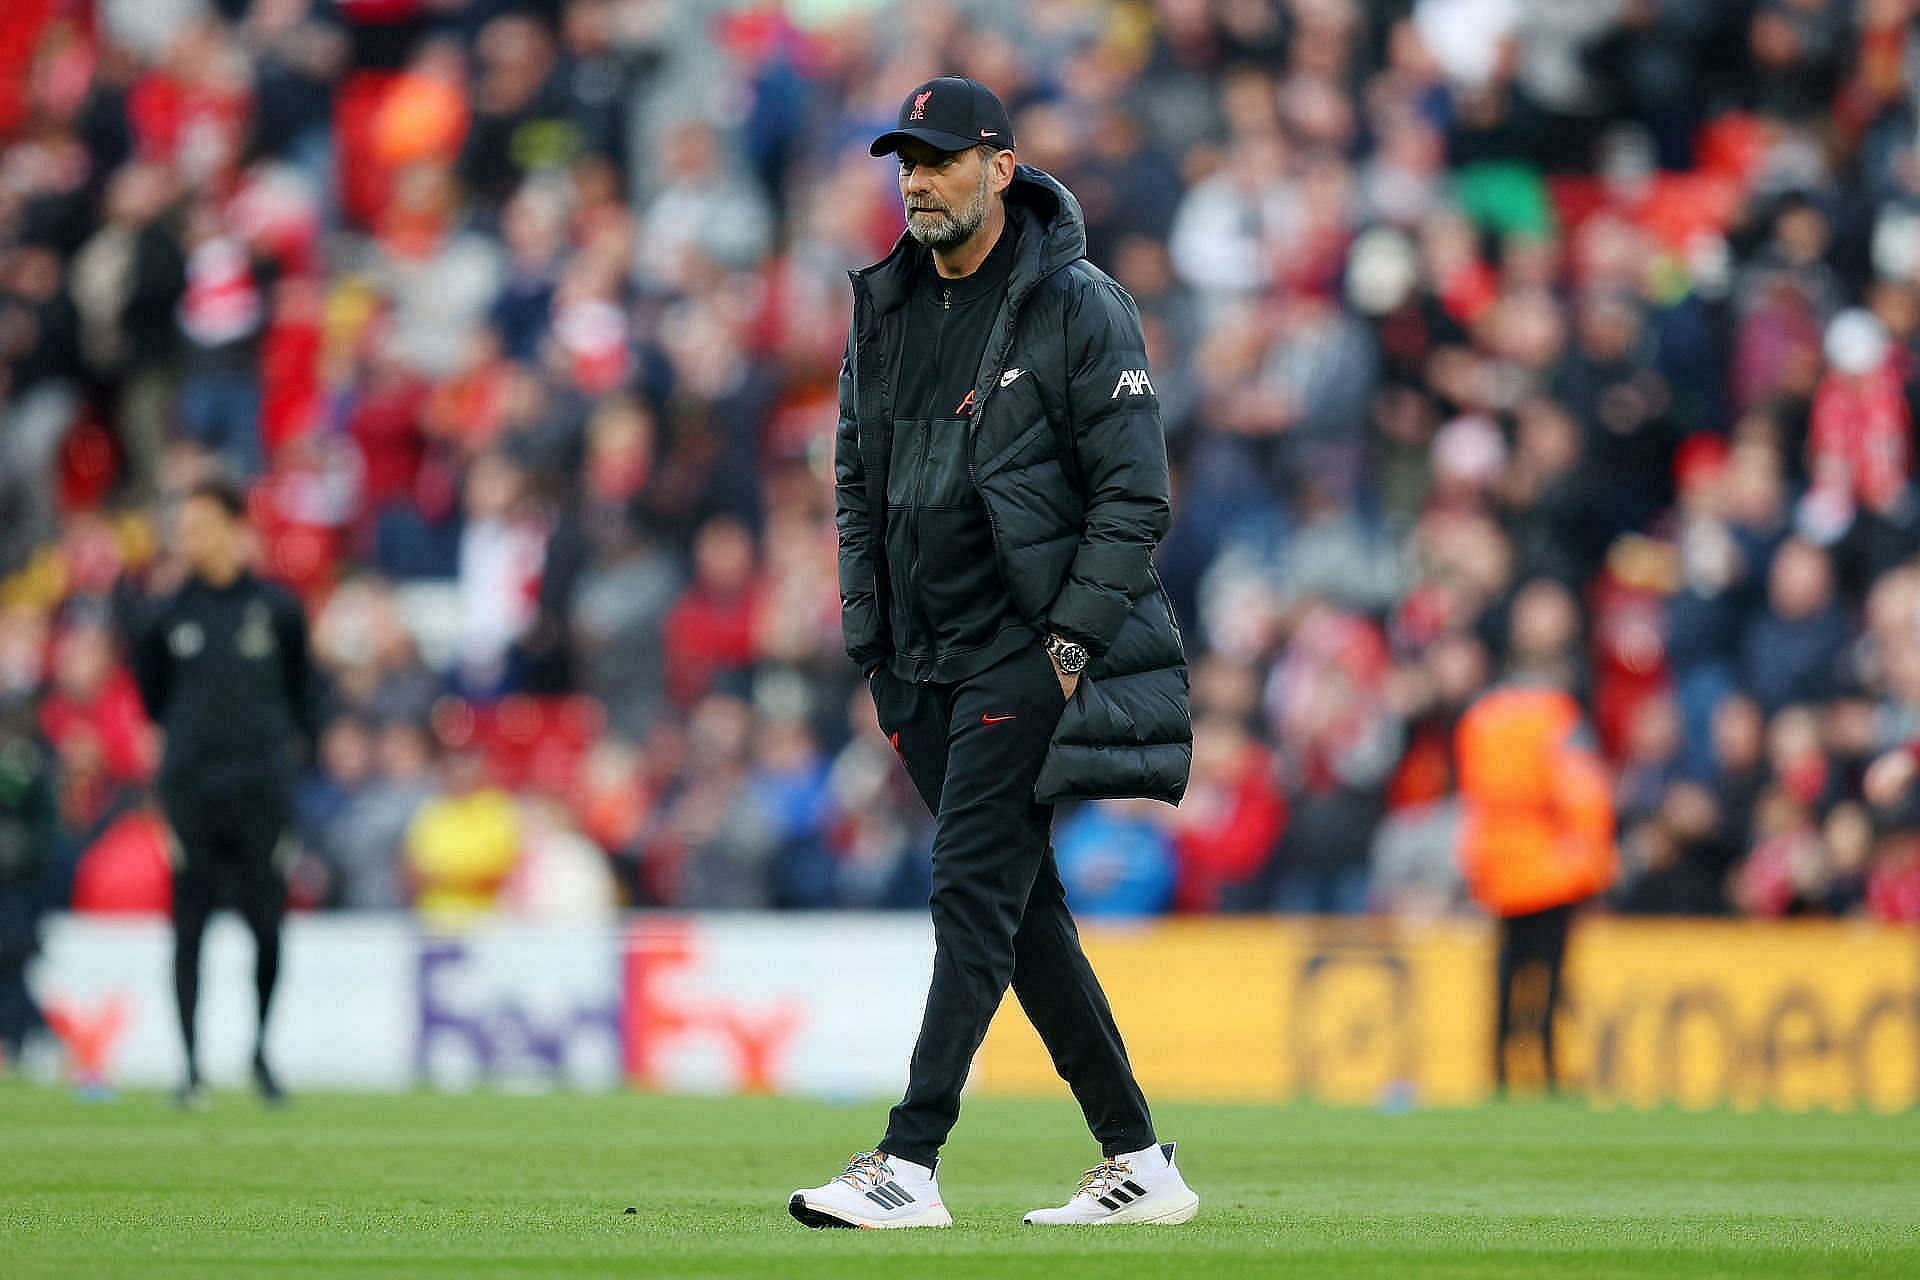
[836,166,1191,805]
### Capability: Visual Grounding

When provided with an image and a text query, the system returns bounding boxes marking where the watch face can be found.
[1054,641,1088,673]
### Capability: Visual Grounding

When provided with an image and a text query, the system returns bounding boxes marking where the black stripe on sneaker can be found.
[1122,1180,1148,1197]
[867,1189,899,1209]
[1097,1195,1120,1211]
[885,1180,915,1204]
[1109,1188,1134,1204]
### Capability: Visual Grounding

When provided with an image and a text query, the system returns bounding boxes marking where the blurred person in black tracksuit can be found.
[788,80,1197,1231]
[118,478,320,1107]
[0,692,58,1071]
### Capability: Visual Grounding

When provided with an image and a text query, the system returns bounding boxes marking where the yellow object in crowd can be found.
[405,788,522,924]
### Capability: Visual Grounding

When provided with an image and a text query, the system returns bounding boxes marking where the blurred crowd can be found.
[6,0,1920,925]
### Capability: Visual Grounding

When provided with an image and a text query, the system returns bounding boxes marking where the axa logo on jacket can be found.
[1111,369,1154,398]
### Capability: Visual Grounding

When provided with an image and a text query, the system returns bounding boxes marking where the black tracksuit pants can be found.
[871,642,1155,1168]
[162,780,291,1076]
[1494,902,1574,1092]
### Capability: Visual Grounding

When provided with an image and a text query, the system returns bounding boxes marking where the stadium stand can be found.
[5,0,1920,925]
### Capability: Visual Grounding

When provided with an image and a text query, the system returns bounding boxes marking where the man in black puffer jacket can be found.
[788,79,1195,1232]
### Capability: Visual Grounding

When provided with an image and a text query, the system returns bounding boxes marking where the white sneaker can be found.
[1024,1141,1199,1226]
[788,1150,953,1229]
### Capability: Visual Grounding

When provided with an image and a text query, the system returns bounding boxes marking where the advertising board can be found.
[29,915,1920,1110]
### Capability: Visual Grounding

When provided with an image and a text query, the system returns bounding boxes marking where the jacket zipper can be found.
[967,309,1025,626]
[849,280,896,674]
[900,294,945,681]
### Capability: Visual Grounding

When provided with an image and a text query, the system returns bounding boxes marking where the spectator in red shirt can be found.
[1812,310,1910,504]
[662,517,759,709]
[1170,713,1285,912]
[1866,833,1920,923]
[38,617,155,786]
[345,334,430,514]
[127,20,252,191]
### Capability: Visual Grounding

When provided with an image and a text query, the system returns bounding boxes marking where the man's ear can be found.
[992,149,1017,195]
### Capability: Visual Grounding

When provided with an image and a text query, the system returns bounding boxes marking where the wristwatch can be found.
[1045,634,1089,675]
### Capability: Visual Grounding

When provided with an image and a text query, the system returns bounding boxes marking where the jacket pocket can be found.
[1049,673,1137,746]
[975,418,1052,483]
[867,667,895,727]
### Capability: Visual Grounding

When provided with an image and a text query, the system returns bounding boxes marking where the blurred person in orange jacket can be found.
[1456,580,1617,1094]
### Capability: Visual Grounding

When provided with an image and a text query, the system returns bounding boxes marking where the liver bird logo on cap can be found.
[910,90,932,120]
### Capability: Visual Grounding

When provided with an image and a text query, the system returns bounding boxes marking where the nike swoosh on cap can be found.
[980,130,998,138]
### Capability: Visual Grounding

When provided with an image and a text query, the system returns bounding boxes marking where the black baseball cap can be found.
[869,77,1015,157]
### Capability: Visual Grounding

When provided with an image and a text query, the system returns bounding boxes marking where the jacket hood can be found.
[853,164,1086,315]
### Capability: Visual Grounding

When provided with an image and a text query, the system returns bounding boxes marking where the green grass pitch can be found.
[3,1082,1916,1278]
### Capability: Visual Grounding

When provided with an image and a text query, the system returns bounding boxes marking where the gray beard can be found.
[906,172,990,251]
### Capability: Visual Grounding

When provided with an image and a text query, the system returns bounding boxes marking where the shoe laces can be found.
[1074,1156,1132,1200]
[832,1150,892,1191]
